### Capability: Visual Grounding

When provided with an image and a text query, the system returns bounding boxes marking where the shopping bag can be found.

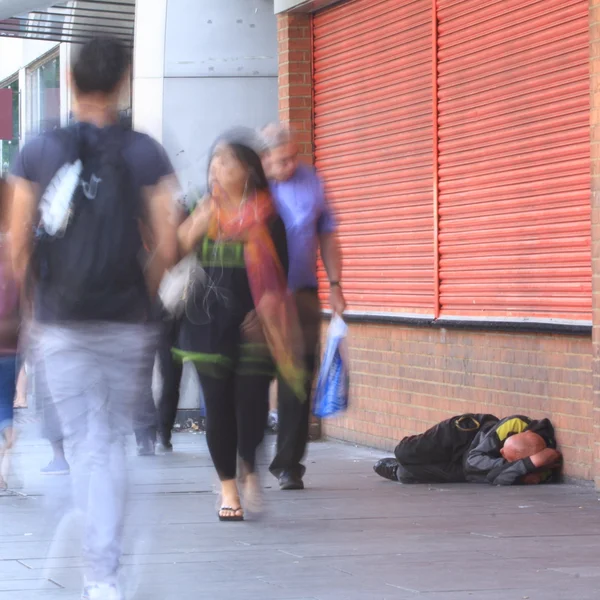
[313,315,349,418]
[158,254,205,318]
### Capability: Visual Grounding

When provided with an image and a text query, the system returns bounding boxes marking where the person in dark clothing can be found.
[9,37,178,600]
[133,308,184,455]
[463,415,561,485]
[155,316,183,451]
[374,414,562,486]
[153,189,207,452]
[134,190,200,455]
[174,134,303,521]
[261,124,345,492]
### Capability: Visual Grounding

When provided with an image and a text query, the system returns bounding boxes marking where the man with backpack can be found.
[9,38,179,600]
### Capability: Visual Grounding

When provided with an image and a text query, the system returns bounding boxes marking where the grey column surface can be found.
[160,1,278,411]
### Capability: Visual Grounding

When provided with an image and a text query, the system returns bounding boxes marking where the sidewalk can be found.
[1,424,599,600]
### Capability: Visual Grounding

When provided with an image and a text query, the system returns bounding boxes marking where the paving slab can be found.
[0,421,599,599]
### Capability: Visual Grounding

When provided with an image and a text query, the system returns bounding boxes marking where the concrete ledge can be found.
[275,0,341,14]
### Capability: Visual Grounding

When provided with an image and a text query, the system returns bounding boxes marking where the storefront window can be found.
[28,54,60,136]
[1,78,19,176]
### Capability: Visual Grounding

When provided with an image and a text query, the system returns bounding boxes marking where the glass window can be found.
[1,78,19,176]
[28,54,60,137]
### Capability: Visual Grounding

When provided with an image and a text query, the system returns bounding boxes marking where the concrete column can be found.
[591,0,600,488]
[59,43,71,126]
[132,0,167,141]
[17,67,26,146]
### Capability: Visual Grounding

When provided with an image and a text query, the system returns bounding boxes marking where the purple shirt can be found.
[270,163,337,291]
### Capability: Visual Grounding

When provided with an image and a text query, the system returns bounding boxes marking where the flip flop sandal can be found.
[218,506,244,522]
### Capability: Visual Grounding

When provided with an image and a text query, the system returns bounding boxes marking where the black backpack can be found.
[30,123,146,320]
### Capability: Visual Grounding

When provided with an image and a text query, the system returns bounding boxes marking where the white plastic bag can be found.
[313,315,349,418]
[39,160,83,236]
[158,254,205,317]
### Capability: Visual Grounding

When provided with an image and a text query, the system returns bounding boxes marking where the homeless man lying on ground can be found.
[374,414,562,486]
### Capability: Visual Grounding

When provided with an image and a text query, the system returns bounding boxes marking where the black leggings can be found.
[199,371,271,481]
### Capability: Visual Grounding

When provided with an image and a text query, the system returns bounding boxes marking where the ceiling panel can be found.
[0,0,135,46]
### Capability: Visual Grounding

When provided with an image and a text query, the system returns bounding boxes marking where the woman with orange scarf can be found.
[175,137,304,521]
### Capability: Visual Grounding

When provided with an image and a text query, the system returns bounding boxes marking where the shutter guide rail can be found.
[433,0,440,319]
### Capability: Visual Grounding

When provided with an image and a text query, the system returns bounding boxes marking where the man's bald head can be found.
[501,431,547,463]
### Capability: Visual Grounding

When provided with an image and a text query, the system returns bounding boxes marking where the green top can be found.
[199,237,245,269]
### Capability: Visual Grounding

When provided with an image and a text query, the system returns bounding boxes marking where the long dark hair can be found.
[207,128,269,195]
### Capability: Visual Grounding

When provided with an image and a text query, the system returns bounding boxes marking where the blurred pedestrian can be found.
[9,37,178,600]
[0,177,19,490]
[132,303,184,456]
[261,124,345,491]
[133,190,200,455]
[15,288,69,475]
[174,133,303,521]
[154,312,183,451]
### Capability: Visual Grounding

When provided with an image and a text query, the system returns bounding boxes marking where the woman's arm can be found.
[177,196,214,257]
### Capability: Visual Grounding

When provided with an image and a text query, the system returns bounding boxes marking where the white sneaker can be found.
[81,582,123,600]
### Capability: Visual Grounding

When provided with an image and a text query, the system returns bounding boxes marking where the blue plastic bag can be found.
[313,315,349,418]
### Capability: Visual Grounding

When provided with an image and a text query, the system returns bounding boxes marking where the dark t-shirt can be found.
[11,124,175,323]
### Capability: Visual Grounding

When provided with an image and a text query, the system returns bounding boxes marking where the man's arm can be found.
[465,436,540,486]
[319,231,346,315]
[315,173,346,315]
[143,175,180,299]
[484,457,536,486]
[464,417,537,485]
[8,176,37,288]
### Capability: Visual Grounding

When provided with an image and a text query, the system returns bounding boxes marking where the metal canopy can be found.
[0,0,135,46]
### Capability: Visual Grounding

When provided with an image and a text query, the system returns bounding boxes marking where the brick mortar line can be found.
[349,370,593,385]
[349,392,594,408]
[346,385,594,405]
[351,358,593,370]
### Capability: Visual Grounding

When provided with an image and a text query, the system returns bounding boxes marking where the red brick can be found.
[278,11,313,164]
[278,13,310,30]
[279,49,311,64]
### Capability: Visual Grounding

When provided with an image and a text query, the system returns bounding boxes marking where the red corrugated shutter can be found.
[437,0,591,321]
[313,0,434,314]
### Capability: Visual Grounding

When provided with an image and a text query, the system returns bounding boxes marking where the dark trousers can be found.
[394,413,498,484]
[134,318,182,444]
[199,371,271,481]
[156,319,183,444]
[270,289,321,479]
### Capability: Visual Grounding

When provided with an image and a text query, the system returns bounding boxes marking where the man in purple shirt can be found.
[262,125,345,490]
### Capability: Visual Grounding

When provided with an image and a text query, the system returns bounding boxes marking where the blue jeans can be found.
[0,355,17,433]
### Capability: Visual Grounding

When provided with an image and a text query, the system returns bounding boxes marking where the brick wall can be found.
[590,0,600,487]
[277,13,314,163]
[323,324,594,480]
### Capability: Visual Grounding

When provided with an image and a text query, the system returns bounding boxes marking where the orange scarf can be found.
[207,187,306,399]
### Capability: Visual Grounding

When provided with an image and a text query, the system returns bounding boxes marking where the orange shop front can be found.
[276,0,597,483]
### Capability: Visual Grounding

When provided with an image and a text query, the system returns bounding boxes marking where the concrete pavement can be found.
[1,420,600,600]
